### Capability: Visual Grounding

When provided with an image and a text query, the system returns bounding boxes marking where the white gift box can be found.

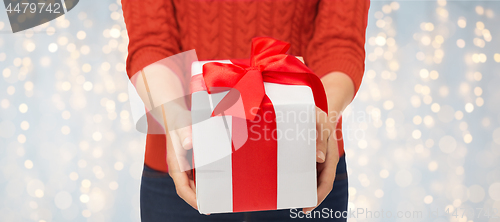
[190,60,317,214]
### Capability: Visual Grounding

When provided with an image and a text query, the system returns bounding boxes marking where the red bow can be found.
[203,37,328,120]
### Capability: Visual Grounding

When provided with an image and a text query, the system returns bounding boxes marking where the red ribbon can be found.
[202,37,328,120]
[197,37,328,212]
[231,96,278,212]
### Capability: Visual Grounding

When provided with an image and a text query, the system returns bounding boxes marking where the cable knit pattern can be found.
[122,0,370,172]
[257,1,272,42]
[299,1,318,56]
[219,1,235,59]
[123,0,181,79]
[123,0,369,84]
[305,0,370,95]
[289,0,302,55]
[234,1,257,58]
[272,0,294,44]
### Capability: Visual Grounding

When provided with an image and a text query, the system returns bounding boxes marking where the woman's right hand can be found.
[163,102,197,210]
[135,63,198,210]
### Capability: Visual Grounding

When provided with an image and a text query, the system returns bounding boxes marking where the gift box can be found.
[190,37,328,214]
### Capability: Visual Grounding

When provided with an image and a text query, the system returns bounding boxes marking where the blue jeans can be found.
[140,155,348,221]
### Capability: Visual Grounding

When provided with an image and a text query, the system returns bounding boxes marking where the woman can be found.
[122,0,370,221]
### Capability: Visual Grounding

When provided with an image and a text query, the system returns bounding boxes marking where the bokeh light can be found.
[345,1,500,221]
[1,1,499,221]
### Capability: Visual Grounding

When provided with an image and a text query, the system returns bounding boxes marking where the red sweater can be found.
[122,0,370,173]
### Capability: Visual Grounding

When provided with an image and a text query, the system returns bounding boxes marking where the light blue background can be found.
[1,0,499,221]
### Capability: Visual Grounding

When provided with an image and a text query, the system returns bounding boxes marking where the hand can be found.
[134,64,198,210]
[303,107,340,213]
[164,103,197,210]
[303,71,354,213]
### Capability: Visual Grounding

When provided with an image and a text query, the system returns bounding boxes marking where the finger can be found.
[303,207,314,214]
[316,139,327,163]
[168,165,198,210]
[316,161,325,176]
[189,178,196,191]
[171,173,198,209]
[165,115,198,210]
[305,138,340,213]
[176,125,193,150]
[303,166,336,213]
[186,168,193,179]
[325,133,340,170]
[302,178,334,213]
[315,122,329,163]
[168,142,197,210]
[167,131,190,171]
[316,107,332,163]
[163,103,192,150]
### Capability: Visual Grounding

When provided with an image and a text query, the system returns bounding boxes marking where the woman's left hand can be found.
[303,71,354,213]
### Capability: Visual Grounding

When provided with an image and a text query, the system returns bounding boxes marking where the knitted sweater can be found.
[122,0,370,172]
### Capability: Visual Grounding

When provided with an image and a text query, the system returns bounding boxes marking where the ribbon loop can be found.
[202,37,328,120]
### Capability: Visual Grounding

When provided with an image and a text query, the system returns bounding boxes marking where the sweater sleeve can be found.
[122,0,181,79]
[305,0,370,96]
